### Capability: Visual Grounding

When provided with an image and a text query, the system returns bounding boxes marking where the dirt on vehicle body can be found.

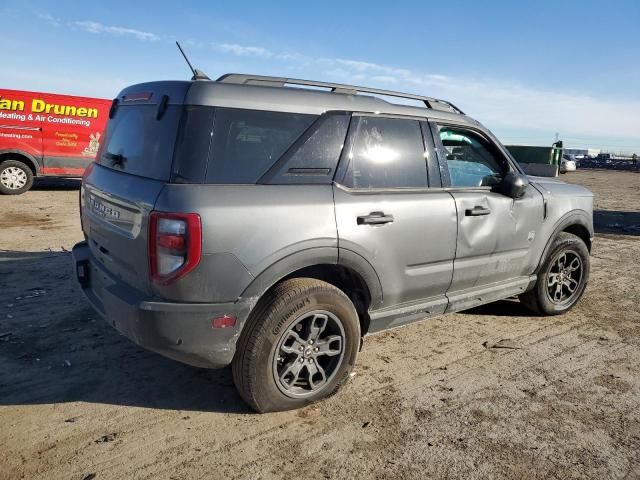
[73,75,593,412]
[0,170,639,479]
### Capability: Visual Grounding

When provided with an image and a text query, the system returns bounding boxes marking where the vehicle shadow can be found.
[32,178,81,191]
[0,250,252,414]
[464,298,534,317]
[594,210,640,236]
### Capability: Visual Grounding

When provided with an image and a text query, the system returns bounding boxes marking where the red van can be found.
[0,88,111,194]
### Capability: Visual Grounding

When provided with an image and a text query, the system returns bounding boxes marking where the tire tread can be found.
[519,232,590,316]
[232,278,357,412]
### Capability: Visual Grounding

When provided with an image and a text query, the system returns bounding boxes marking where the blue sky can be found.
[2,0,639,152]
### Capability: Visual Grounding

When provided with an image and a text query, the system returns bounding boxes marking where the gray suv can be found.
[72,74,593,412]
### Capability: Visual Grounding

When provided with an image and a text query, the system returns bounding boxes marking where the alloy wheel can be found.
[272,310,345,398]
[546,250,583,304]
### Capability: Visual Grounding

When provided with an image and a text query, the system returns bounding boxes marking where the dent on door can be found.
[449,185,544,294]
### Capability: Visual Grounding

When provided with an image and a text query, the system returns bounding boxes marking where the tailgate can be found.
[82,164,166,295]
[80,81,191,295]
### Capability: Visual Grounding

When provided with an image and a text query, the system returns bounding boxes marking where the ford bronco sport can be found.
[73,74,593,412]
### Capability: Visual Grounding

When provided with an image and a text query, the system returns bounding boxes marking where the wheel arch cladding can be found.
[281,264,374,336]
[562,223,592,252]
[537,211,593,273]
[241,249,379,336]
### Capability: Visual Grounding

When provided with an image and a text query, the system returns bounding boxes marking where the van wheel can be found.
[0,160,34,195]
[520,232,590,315]
[232,278,360,413]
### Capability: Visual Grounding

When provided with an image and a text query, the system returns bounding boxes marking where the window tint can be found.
[343,117,427,189]
[437,126,505,187]
[172,106,215,183]
[206,108,317,184]
[266,113,350,184]
[98,104,182,181]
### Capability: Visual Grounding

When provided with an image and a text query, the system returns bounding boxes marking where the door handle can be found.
[357,212,394,225]
[465,206,491,216]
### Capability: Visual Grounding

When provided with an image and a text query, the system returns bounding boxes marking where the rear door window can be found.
[98,104,182,181]
[341,116,427,189]
[206,108,317,184]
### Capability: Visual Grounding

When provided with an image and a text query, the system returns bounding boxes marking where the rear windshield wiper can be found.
[103,151,126,167]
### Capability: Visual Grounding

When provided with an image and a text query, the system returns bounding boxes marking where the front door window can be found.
[437,126,506,187]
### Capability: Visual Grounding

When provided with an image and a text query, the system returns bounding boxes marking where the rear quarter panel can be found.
[153,184,338,302]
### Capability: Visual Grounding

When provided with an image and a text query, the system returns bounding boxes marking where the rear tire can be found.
[520,232,590,315]
[0,159,34,195]
[232,278,360,413]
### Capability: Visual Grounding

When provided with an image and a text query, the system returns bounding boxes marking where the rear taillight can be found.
[149,212,202,285]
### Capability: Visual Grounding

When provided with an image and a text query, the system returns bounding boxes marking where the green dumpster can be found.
[506,141,563,177]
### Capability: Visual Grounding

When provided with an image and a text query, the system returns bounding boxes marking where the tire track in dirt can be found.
[2,171,640,480]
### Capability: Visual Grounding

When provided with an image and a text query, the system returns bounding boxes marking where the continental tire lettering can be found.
[272,298,311,336]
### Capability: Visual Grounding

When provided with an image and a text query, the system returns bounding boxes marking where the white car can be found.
[560,158,577,173]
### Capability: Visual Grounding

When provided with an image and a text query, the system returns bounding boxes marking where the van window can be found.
[264,113,350,184]
[206,108,317,184]
[98,104,182,181]
[342,117,427,189]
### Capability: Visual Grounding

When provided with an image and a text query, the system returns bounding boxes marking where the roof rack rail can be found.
[216,73,464,114]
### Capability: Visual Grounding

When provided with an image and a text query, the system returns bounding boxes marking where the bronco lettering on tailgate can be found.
[90,196,121,219]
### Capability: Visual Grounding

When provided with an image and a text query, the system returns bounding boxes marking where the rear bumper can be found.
[72,241,253,368]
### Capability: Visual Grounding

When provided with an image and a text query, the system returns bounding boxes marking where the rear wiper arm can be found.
[103,151,126,167]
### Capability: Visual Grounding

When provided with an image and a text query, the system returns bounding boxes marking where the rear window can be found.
[172,106,215,183]
[98,104,182,181]
[206,108,317,184]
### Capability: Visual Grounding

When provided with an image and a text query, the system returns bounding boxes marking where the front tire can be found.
[232,278,360,413]
[0,159,34,195]
[520,232,590,315]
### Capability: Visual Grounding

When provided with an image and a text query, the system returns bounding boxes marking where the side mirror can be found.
[496,171,529,199]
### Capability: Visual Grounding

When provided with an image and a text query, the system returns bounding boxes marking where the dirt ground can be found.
[1,170,639,480]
